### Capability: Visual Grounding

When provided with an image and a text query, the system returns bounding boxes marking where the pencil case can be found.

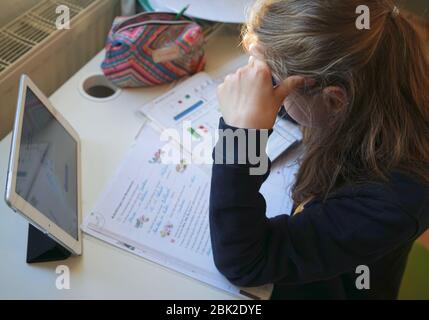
[101,12,206,88]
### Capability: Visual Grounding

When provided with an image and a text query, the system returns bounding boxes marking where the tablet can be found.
[5,75,82,255]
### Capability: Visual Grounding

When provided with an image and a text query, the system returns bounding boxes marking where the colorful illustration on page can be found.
[149,149,165,164]
[175,159,187,173]
[160,223,174,238]
[135,214,150,229]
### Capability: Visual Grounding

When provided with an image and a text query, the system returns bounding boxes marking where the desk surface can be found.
[0,26,301,299]
[0,26,254,299]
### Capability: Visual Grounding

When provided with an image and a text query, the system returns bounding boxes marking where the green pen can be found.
[174,4,190,20]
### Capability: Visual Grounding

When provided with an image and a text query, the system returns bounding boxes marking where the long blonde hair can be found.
[244,0,429,203]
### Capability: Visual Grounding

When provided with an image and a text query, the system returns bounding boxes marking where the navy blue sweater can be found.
[209,118,429,300]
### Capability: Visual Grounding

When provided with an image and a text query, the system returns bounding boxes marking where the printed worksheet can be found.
[82,124,274,299]
[139,70,302,162]
[85,125,213,265]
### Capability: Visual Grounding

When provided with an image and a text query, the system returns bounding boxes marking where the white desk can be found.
[0,26,249,299]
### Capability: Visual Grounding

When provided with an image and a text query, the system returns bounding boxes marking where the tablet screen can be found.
[15,88,78,239]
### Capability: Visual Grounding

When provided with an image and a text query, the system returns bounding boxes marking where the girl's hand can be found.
[217,57,309,129]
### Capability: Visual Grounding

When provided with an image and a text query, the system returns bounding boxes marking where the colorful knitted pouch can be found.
[101,12,206,88]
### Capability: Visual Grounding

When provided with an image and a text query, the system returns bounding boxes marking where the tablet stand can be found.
[26,224,71,263]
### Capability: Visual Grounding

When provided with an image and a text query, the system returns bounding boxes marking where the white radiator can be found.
[0,0,120,140]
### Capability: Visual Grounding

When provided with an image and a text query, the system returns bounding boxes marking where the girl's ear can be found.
[322,86,348,115]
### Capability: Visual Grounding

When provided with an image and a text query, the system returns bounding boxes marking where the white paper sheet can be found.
[261,160,300,218]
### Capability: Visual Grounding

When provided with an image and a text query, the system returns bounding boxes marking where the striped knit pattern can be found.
[101,12,206,88]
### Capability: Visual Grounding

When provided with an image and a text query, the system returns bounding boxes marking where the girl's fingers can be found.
[224,74,233,83]
[274,76,315,103]
[248,43,265,60]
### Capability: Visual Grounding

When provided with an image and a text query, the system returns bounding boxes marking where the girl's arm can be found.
[209,118,419,287]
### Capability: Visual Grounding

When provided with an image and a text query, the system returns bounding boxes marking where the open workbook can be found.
[82,56,302,299]
[82,123,299,299]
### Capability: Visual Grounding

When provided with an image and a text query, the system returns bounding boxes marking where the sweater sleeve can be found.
[209,118,418,287]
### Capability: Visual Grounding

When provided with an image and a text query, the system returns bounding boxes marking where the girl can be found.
[209,0,429,299]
